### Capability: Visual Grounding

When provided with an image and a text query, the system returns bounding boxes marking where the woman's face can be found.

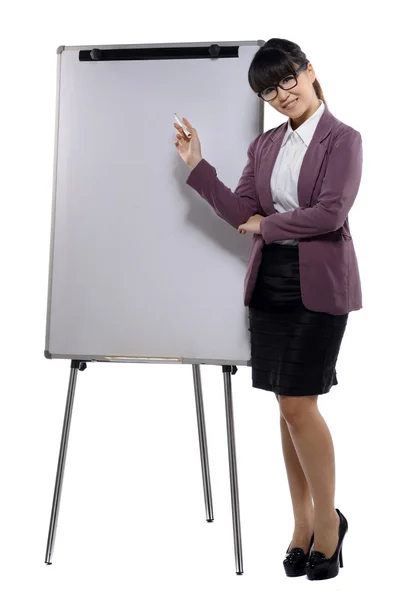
[269,62,321,126]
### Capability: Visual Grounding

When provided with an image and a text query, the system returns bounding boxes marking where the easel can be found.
[45,360,244,574]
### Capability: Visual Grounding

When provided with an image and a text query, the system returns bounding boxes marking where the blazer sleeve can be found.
[260,129,363,244]
[185,133,263,230]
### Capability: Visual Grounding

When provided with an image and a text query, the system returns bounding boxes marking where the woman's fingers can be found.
[174,123,188,138]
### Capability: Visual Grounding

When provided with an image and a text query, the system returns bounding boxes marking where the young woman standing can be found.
[174,38,363,580]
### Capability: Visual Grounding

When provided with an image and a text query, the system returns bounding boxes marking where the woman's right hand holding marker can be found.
[174,117,203,169]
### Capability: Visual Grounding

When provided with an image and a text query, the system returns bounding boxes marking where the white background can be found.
[1,2,398,599]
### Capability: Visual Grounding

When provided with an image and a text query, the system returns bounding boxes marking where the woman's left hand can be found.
[238,214,264,234]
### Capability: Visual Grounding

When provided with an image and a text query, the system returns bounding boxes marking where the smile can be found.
[285,99,298,109]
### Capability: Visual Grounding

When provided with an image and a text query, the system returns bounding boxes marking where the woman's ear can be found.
[307,63,316,83]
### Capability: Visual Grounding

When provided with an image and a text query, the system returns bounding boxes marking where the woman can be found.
[173,38,363,581]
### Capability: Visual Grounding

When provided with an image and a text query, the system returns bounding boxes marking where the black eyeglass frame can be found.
[257,61,309,102]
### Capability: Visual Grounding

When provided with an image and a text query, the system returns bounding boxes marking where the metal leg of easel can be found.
[222,365,243,575]
[192,364,214,523]
[44,360,244,572]
[45,359,86,564]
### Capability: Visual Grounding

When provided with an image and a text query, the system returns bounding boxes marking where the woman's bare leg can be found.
[276,393,314,552]
[279,395,340,559]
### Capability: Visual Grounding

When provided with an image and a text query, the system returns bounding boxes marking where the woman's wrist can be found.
[189,157,203,170]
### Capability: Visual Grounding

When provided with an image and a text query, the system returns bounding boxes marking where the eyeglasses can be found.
[257,61,309,102]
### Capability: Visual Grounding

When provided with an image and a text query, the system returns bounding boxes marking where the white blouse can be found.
[270,98,325,245]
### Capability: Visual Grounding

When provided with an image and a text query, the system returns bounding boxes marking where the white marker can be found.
[174,113,192,139]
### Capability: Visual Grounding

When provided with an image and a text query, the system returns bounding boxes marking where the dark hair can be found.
[248,38,327,108]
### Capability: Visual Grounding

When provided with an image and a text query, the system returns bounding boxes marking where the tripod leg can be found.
[44,360,83,564]
[222,366,243,575]
[192,364,214,523]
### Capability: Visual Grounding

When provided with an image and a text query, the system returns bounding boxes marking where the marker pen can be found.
[174,113,192,139]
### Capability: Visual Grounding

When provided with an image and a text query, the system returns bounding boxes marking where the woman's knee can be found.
[278,394,318,422]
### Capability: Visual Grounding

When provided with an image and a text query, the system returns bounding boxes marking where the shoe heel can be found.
[306,508,347,580]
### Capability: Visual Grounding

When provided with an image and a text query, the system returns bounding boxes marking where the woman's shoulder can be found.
[330,120,362,148]
[249,124,285,152]
[326,109,362,142]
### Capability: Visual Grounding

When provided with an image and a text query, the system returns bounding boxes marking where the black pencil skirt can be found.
[248,242,348,396]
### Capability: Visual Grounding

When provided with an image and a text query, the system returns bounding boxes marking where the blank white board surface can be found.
[45,40,265,364]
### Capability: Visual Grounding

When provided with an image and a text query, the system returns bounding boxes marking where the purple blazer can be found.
[185,105,363,315]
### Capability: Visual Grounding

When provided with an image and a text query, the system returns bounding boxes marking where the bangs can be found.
[248,49,300,94]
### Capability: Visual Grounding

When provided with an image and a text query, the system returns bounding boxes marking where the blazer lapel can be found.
[258,105,335,216]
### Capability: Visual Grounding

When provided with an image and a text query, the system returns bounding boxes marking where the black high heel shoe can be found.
[283,532,314,577]
[306,508,348,580]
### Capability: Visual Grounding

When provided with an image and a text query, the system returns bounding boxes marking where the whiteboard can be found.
[44,40,265,365]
